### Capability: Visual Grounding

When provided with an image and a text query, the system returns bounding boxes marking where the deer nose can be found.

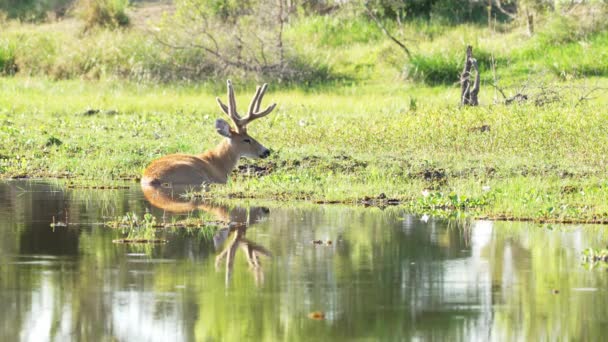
[260,149,271,159]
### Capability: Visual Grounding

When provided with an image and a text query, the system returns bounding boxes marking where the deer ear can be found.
[215,119,232,138]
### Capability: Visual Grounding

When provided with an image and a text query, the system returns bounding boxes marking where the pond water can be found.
[1,180,608,341]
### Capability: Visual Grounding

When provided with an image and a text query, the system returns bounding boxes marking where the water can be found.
[1,180,608,341]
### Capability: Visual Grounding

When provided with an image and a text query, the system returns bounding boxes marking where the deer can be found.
[141,80,277,187]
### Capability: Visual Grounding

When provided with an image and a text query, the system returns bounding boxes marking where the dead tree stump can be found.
[460,45,480,106]
[526,12,534,36]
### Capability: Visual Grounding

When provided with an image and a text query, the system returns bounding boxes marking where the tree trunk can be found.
[526,11,534,36]
[460,45,480,106]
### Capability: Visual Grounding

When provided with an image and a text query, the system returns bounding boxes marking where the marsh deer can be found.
[141,80,276,187]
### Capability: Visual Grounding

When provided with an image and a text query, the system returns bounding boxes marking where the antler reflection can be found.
[215,224,271,286]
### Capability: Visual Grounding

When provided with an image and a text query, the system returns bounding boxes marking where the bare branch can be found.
[277,0,286,68]
[493,0,517,19]
[575,86,607,107]
[151,0,296,80]
[255,33,269,66]
[364,2,412,59]
[490,82,508,100]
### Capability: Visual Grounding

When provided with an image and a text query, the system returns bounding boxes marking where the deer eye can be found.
[243,138,251,144]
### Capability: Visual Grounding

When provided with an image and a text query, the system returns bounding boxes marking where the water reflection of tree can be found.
[481,222,608,341]
[0,181,117,341]
[3,181,608,340]
[192,207,482,341]
[1,181,271,341]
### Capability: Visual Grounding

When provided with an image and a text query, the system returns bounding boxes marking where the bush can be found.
[364,0,511,24]
[292,15,383,48]
[536,11,608,47]
[406,48,499,85]
[429,0,488,24]
[0,0,72,22]
[0,39,17,75]
[153,0,335,82]
[518,7,608,78]
[544,32,608,78]
[406,53,459,84]
[75,0,129,31]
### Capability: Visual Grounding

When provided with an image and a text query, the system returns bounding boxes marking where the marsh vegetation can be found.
[1,0,608,223]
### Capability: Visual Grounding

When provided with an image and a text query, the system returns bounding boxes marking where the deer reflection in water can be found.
[214,223,272,286]
[142,183,271,285]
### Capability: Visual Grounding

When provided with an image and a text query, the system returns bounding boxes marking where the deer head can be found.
[215,80,277,159]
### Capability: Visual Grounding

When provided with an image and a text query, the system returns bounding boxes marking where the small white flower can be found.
[421,189,430,197]
[298,119,307,127]
[482,185,491,192]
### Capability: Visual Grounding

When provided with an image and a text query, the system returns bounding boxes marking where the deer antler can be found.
[216,80,277,133]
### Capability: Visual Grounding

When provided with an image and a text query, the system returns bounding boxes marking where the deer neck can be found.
[200,139,241,182]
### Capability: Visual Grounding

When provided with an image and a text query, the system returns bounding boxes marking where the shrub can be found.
[406,53,459,85]
[0,39,17,75]
[75,0,130,31]
[153,0,336,82]
[406,48,499,85]
[0,0,72,22]
[429,0,488,25]
[292,15,384,48]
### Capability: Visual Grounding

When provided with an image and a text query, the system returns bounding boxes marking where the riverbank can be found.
[1,76,607,223]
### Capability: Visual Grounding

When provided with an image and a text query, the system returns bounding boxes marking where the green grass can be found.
[1,5,606,84]
[1,4,608,222]
[402,14,608,85]
[1,76,608,223]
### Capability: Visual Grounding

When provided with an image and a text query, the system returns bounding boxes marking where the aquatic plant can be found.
[582,247,608,264]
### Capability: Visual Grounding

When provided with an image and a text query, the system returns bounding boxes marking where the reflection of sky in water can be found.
[21,275,68,342]
[2,181,608,341]
[112,291,186,342]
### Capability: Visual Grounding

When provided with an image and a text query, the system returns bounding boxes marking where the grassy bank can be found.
[1,3,608,223]
[1,76,608,223]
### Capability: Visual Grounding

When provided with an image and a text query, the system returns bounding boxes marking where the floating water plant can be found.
[582,247,608,264]
[106,211,225,244]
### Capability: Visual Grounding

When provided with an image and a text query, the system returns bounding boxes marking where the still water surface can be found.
[1,180,607,341]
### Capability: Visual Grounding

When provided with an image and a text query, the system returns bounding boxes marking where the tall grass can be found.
[0,39,17,75]
[291,15,383,48]
[404,11,608,84]
[0,4,607,84]
[1,77,608,220]
[0,0,72,22]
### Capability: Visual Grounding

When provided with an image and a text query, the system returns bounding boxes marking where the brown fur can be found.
[141,140,240,186]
